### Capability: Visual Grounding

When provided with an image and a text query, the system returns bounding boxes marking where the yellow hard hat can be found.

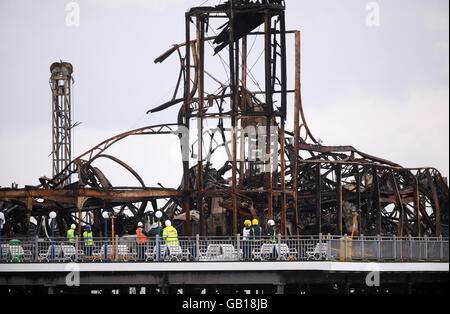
[244,220,251,227]
[252,219,259,226]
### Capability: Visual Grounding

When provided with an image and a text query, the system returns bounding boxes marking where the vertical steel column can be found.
[239,36,247,186]
[413,175,421,236]
[77,197,86,241]
[373,167,382,235]
[264,11,273,220]
[315,163,322,234]
[336,164,343,235]
[184,14,192,236]
[280,12,287,117]
[26,197,32,235]
[196,14,206,236]
[50,62,73,186]
[279,11,287,235]
[234,10,241,232]
[280,126,287,235]
[390,170,405,237]
[426,170,442,236]
[293,31,301,236]
[229,0,238,235]
[241,36,247,95]
[354,165,362,236]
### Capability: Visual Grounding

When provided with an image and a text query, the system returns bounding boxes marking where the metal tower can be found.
[50,62,74,186]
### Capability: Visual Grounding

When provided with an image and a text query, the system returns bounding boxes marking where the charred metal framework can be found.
[50,62,74,186]
[0,1,448,240]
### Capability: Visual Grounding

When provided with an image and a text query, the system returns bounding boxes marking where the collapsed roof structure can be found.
[0,0,448,240]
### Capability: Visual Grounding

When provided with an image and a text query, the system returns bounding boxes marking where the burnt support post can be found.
[413,174,421,236]
[26,197,32,235]
[280,127,287,235]
[293,31,301,236]
[77,197,87,239]
[183,14,192,236]
[426,170,442,236]
[372,167,382,235]
[355,166,362,235]
[196,14,206,237]
[390,170,405,237]
[229,0,239,235]
[315,163,322,234]
[265,11,273,220]
[336,164,343,235]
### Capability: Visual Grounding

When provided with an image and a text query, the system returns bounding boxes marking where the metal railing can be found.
[0,234,448,263]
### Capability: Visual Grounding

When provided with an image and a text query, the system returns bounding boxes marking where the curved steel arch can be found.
[45,124,180,188]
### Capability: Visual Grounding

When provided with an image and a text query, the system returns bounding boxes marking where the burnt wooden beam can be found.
[335,164,342,235]
[426,170,442,236]
[390,170,405,237]
[315,163,322,234]
[372,167,382,235]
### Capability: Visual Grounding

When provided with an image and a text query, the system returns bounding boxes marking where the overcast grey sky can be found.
[0,0,448,190]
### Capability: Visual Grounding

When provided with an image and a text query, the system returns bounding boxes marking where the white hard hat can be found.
[268,220,275,226]
[138,222,143,227]
[71,224,76,229]
[165,220,172,227]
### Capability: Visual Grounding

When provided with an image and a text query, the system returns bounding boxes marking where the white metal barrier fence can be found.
[0,235,448,263]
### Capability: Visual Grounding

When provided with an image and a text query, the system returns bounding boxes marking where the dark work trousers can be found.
[243,240,250,260]
[84,245,93,258]
[271,244,279,259]
[137,243,146,261]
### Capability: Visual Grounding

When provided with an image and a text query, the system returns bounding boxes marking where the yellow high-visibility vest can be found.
[267,227,276,243]
[162,226,179,246]
[67,229,76,243]
[83,231,94,246]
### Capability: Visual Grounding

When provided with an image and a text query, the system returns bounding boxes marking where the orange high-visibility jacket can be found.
[136,227,147,244]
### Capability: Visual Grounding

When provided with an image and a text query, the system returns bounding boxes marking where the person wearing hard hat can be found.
[136,222,148,261]
[242,220,252,260]
[250,219,262,256]
[148,220,163,238]
[67,224,77,244]
[267,219,278,259]
[162,220,179,246]
[267,220,276,243]
[83,224,94,258]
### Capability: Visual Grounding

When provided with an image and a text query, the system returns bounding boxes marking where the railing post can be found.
[440,235,444,261]
[377,235,381,261]
[409,235,413,261]
[196,234,200,262]
[361,234,365,261]
[399,236,403,261]
[277,233,282,261]
[318,233,323,260]
[236,234,241,261]
[75,236,79,262]
[424,235,428,261]
[33,235,38,262]
[393,235,397,261]
[156,234,160,262]
[344,234,348,261]
[115,235,119,262]
[327,233,331,260]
